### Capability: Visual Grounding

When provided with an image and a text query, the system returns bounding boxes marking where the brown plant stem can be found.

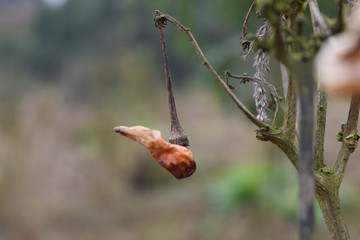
[240,1,255,44]
[156,20,189,147]
[153,10,267,128]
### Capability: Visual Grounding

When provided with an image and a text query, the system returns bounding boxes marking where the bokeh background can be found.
[0,0,360,239]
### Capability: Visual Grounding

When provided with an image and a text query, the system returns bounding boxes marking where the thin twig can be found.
[309,0,331,36]
[153,10,267,128]
[333,95,360,183]
[337,0,344,32]
[240,1,256,47]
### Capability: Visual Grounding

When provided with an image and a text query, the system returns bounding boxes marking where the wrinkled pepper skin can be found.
[114,126,196,179]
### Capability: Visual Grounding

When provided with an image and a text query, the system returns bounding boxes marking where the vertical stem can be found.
[337,0,344,32]
[160,26,180,129]
[315,175,351,240]
[283,73,297,142]
[314,85,327,170]
[342,96,360,136]
[240,1,255,44]
[310,0,328,171]
[298,68,315,240]
[315,96,360,240]
[157,23,189,147]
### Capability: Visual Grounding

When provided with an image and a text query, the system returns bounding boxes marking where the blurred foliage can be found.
[0,0,266,100]
[209,163,269,210]
[209,162,356,222]
[0,0,336,101]
[209,162,303,220]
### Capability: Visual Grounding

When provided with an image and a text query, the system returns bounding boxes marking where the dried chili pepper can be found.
[114,126,196,179]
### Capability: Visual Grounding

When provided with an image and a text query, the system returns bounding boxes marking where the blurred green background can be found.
[0,0,360,239]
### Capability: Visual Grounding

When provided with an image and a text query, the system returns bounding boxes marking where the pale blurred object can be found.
[114,126,196,179]
[42,0,67,8]
[316,8,360,96]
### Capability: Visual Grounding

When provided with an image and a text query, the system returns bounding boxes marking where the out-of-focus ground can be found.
[0,1,359,239]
